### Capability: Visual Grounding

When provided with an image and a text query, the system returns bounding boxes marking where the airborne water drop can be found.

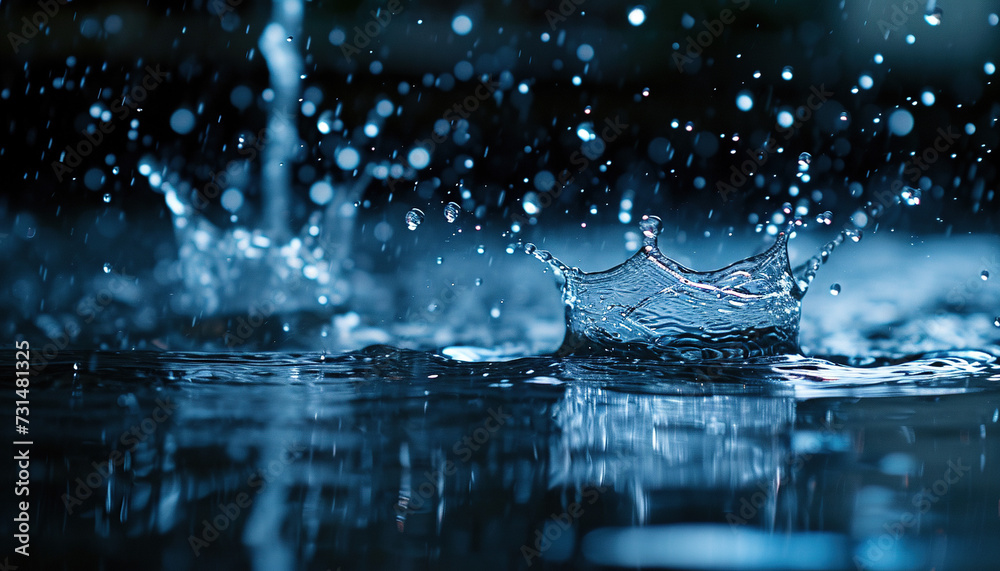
[405,208,424,230]
[444,202,461,223]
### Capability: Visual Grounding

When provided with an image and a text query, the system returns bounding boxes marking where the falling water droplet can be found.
[405,208,424,230]
[815,211,833,225]
[924,6,943,26]
[103,263,112,273]
[830,283,841,296]
[103,193,111,203]
[982,270,990,281]
[475,278,483,286]
[846,228,863,243]
[476,245,486,255]
[443,202,461,223]
[524,243,537,255]
[798,152,812,170]
[901,186,921,206]
[286,36,294,42]
[436,256,444,265]
[994,317,1000,327]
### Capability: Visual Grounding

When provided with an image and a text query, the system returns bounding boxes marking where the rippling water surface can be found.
[5,347,1000,571]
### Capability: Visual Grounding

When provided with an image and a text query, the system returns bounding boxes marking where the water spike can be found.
[639,214,662,249]
[523,242,573,274]
[791,226,858,299]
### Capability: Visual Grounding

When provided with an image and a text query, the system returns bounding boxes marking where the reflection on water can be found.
[4,350,1000,570]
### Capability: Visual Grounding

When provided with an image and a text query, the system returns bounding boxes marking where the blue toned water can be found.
[3,344,999,570]
[3,0,1000,568]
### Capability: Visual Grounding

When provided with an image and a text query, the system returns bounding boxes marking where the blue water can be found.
[4,344,1000,570]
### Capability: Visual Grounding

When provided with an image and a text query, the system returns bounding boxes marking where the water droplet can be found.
[995,317,1000,328]
[103,193,112,203]
[901,186,921,206]
[639,215,662,239]
[798,152,812,170]
[404,208,424,230]
[476,245,486,255]
[286,36,294,42]
[815,211,833,225]
[475,278,483,286]
[524,243,537,255]
[436,257,444,265]
[103,263,112,273]
[444,201,461,223]
[781,66,793,80]
[830,283,841,296]
[628,6,646,26]
[924,6,943,26]
[735,91,754,111]
[982,270,990,281]
[846,228,863,243]
[522,192,542,215]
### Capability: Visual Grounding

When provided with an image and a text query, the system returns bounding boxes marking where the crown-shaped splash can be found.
[528,216,814,360]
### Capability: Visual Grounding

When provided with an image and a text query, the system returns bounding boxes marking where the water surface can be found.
[5,349,999,570]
